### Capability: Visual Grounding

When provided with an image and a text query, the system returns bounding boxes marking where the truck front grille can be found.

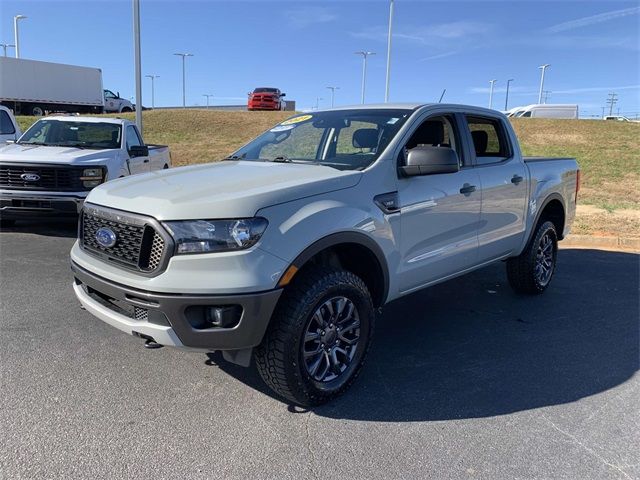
[80,204,172,275]
[0,163,88,191]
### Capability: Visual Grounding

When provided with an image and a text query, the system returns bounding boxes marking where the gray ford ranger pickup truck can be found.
[70,104,579,406]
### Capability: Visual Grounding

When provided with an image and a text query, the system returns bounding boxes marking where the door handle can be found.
[143,159,149,163]
[459,183,476,196]
[511,175,524,185]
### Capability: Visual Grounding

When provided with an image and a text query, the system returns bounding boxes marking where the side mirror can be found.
[281,92,286,97]
[400,146,460,177]
[129,145,149,158]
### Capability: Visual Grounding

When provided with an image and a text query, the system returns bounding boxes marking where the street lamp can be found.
[355,51,376,104]
[488,79,497,109]
[315,97,323,110]
[538,64,550,104]
[1,44,15,57]
[145,75,160,109]
[326,86,340,107]
[384,0,394,102]
[13,15,27,58]
[504,79,514,111]
[174,52,194,108]
[133,0,142,132]
[203,94,214,109]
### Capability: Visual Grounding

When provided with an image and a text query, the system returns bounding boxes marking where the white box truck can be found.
[0,57,132,116]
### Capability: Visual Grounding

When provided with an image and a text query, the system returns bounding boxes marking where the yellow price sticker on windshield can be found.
[280,114,313,125]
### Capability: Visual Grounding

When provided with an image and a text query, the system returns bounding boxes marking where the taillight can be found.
[575,170,580,203]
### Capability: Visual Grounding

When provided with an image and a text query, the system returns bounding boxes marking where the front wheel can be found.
[507,220,558,294]
[120,107,132,113]
[255,266,375,406]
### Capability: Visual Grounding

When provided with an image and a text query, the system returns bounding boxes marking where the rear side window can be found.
[465,115,511,163]
[0,111,15,134]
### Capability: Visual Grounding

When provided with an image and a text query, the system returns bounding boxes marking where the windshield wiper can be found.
[223,155,243,161]
[270,156,292,163]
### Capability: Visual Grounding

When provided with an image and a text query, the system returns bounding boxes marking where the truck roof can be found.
[317,103,507,117]
[42,115,130,125]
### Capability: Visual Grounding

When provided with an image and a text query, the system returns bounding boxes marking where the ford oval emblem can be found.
[95,227,117,248]
[21,173,40,182]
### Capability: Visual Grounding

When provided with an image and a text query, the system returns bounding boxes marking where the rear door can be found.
[124,125,150,174]
[396,112,481,293]
[463,114,528,261]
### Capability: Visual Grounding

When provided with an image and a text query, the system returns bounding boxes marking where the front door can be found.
[125,125,149,174]
[397,114,481,294]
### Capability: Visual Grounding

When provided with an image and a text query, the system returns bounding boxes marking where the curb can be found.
[562,234,640,252]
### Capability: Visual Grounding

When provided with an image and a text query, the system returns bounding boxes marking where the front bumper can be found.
[71,261,282,351]
[0,190,86,218]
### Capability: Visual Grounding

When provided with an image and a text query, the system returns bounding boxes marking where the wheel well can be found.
[296,243,386,308]
[538,199,565,239]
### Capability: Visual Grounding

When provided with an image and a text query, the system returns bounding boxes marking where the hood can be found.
[86,160,361,220]
[0,143,116,165]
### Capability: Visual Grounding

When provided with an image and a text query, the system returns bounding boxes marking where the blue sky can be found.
[2,0,639,116]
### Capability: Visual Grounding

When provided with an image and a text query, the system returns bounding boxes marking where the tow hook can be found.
[144,339,163,349]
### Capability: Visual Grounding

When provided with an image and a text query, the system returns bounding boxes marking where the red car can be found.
[247,87,286,111]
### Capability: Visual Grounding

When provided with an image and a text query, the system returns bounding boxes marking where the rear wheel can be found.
[255,266,375,406]
[30,105,45,116]
[507,220,558,294]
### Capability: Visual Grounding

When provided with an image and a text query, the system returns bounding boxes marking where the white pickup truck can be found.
[70,104,579,406]
[0,116,170,226]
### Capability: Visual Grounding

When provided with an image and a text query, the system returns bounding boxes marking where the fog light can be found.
[205,305,242,328]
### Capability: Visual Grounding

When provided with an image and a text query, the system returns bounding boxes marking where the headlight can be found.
[164,218,268,254]
[80,167,105,188]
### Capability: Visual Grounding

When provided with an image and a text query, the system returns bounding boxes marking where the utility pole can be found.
[384,0,394,102]
[504,79,514,111]
[145,75,159,109]
[488,80,497,109]
[132,0,142,133]
[606,92,618,116]
[174,53,194,108]
[0,44,15,57]
[601,106,605,119]
[203,94,214,109]
[355,51,376,104]
[315,97,323,110]
[538,64,550,104]
[543,90,552,104]
[326,86,339,107]
[13,15,27,58]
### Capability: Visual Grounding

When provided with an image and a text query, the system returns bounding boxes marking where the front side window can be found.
[18,120,121,149]
[465,115,511,163]
[232,109,412,171]
[125,126,142,150]
[0,111,16,134]
[104,90,117,99]
[402,115,463,166]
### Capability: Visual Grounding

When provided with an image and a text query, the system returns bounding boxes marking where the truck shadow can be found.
[0,217,78,238]
[212,248,639,421]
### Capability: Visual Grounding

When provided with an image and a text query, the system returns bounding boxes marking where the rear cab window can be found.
[465,115,512,165]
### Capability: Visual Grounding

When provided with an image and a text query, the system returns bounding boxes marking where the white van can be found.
[515,104,578,119]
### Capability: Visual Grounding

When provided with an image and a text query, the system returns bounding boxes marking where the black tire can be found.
[30,105,45,116]
[121,107,132,113]
[507,220,558,294]
[0,219,16,229]
[255,266,375,406]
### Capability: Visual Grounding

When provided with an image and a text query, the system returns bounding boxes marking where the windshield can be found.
[231,109,413,171]
[18,120,122,149]
[254,88,278,93]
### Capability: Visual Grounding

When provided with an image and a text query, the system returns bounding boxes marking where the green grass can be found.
[16,111,639,212]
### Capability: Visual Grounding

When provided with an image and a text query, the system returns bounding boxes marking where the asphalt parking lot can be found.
[1,219,638,479]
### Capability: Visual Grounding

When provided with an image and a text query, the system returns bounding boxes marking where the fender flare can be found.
[289,231,390,306]
[526,193,566,246]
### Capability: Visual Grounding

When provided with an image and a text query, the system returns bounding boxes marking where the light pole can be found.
[174,52,193,108]
[1,44,15,57]
[203,94,214,109]
[133,0,142,132]
[355,51,376,104]
[13,15,27,58]
[145,75,159,109]
[326,86,339,107]
[538,64,550,104]
[488,79,497,109]
[315,97,323,110]
[384,0,394,102]
[504,78,514,111]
